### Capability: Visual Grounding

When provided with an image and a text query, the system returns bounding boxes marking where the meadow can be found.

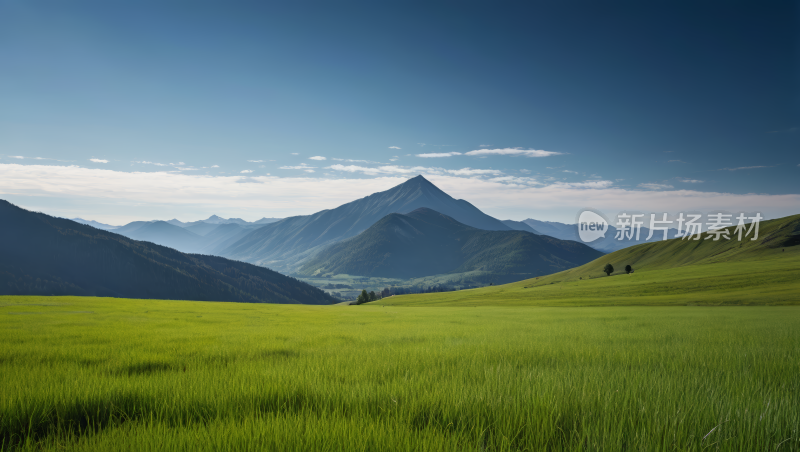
[378,216,800,307]
[2,295,798,451]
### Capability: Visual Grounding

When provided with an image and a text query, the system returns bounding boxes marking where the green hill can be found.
[373,213,800,306]
[298,207,603,283]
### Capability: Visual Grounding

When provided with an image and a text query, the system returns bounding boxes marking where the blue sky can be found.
[0,1,798,224]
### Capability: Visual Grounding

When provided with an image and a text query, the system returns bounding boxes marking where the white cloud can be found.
[247,160,264,163]
[241,170,253,174]
[304,169,315,173]
[563,170,578,174]
[9,156,24,159]
[677,178,704,183]
[309,156,327,161]
[134,161,168,167]
[2,163,798,224]
[280,164,316,170]
[479,144,492,147]
[291,153,299,155]
[465,148,562,158]
[89,159,109,163]
[638,183,674,190]
[446,168,502,176]
[550,180,615,189]
[327,164,429,175]
[326,164,504,177]
[519,169,531,174]
[417,152,463,158]
[720,166,770,171]
[389,146,401,149]
[211,165,219,168]
[488,176,542,186]
[331,158,380,164]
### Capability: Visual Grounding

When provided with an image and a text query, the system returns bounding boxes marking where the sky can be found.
[1,1,798,225]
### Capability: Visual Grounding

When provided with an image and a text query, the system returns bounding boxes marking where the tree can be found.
[368,291,377,302]
[603,263,614,276]
[356,289,369,304]
[625,264,632,274]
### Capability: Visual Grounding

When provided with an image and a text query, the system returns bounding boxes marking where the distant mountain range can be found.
[220,175,513,272]
[523,218,682,253]
[1,200,334,304]
[73,215,281,256]
[72,215,281,231]
[298,208,602,283]
[65,177,679,286]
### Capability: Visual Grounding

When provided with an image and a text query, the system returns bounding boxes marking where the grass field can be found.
[2,296,799,451]
[375,214,800,307]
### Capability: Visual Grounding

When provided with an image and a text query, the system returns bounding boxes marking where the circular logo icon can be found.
[577,209,609,243]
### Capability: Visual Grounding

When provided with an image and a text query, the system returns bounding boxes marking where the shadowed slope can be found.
[0,200,336,304]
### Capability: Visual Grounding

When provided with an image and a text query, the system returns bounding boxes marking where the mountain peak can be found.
[405,174,434,185]
[206,215,223,221]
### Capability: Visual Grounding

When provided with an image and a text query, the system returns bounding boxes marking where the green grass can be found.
[2,296,799,450]
[375,214,800,307]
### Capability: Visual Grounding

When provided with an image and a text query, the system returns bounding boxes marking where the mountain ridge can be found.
[297,207,603,282]
[220,175,512,271]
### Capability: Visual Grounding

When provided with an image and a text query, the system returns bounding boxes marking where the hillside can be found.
[221,175,512,271]
[198,223,252,255]
[120,221,205,253]
[0,200,336,304]
[373,213,800,306]
[298,208,603,282]
[70,218,119,230]
[501,219,540,234]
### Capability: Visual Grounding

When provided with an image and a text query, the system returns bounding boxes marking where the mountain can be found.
[254,217,283,224]
[202,215,251,225]
[298,208,603,283]
[221,175,512,271]
[0,200,336,304]
[114,219,271,254]
[502,219,540,234]
[113,221,152,235]
[184,222,223,236]
[118,221,205,253]
[70,218,119,230]
[197,223,252,255]
[523,218,682,253]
